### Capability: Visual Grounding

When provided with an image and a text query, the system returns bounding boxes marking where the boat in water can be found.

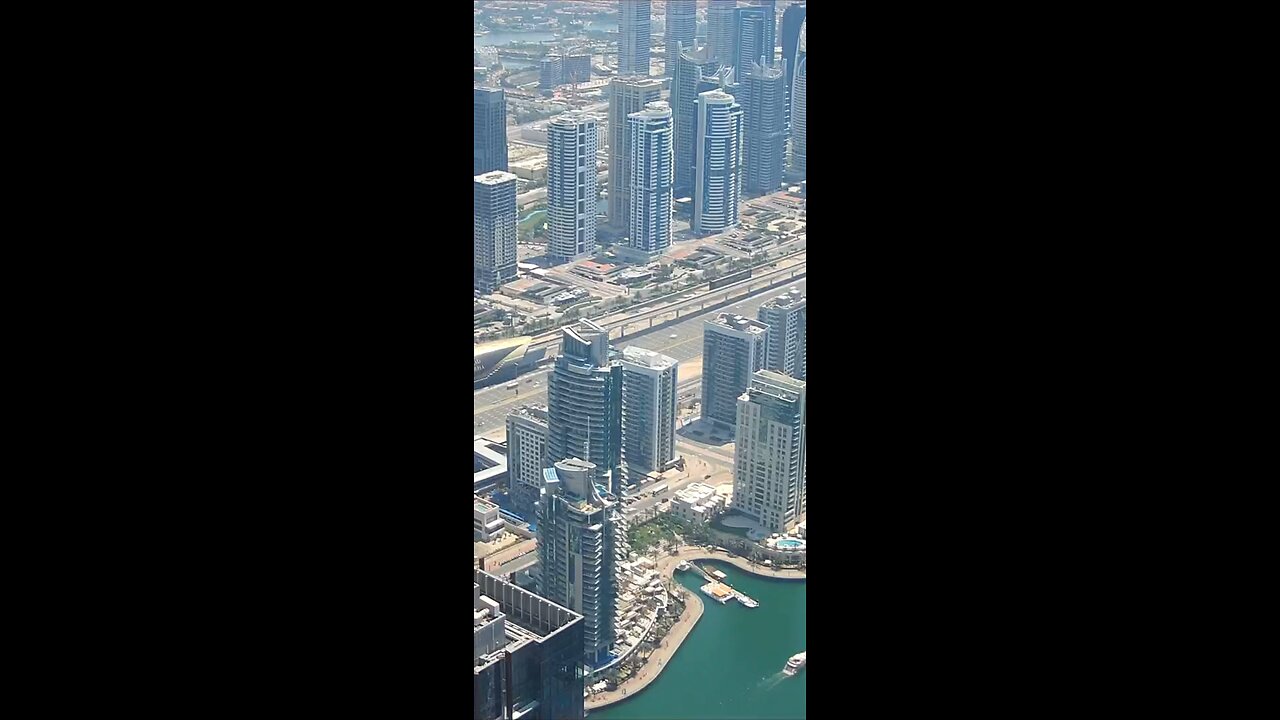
[737,593,759,608]
[700,581,734,604]
[783,651,806,676]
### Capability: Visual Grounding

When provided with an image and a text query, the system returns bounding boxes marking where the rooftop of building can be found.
[708,312,769,334]
[742,370,807,402]
[611,76,664,88]
[761,287,806,308]
[621,345,678,370]
[474,335,533,357]
[474,437,507,466]
[698,88,736,103]
[550,110,599,127]
[508,404,549,422]
[561,318,608,346]
[474,570,582,670]
[475,497,499,515]
[577,260,618,273]
[508,156,548,169]
[504,277,549,293]
[475,170,518,185]
[629,100,672,119]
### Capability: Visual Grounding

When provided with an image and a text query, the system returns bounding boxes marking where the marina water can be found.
[592,560,806,720]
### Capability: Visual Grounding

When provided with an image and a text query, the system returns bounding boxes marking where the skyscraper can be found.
[620,346,679,481]
[473,171,518,294]
[757,287,806,379]
[474,569,585,720]
[694,89,744,234]
[664,0,696,77]
[789,44,806,178]
[546,112,600,264]
[546,320,622,485]
[607,77,663,235]
[735,4,775,76]
[706,0,739,66]
[740,57,787,195]
[540,55,564,94]
[564,52,592,85]
[627,101,674,255]
[780,2,806,128]
[732,370,807,532]
[671,42,721,197]
[540,52,591,94]
[506,404,549,518]
[702,312,768,426]
[618,0,652,76]
[474,87,509,175]
[536,457,617,668]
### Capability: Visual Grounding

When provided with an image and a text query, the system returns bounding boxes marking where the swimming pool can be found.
[777,539,805,549]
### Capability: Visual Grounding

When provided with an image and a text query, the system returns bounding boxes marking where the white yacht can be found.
[783,651,806,676]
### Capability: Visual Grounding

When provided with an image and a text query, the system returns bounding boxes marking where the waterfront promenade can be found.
[585,547,806,710]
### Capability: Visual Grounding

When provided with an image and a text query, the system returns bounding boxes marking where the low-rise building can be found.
[509,155,547,183]
[573,260,623,282]
[474,437,509,495]
[613,267,655,286]
[673,246,724,269]
[474,497,506,542]
[506,405,550,518]
[670,482,726,525]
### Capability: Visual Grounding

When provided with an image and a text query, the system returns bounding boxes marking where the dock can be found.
[685,563,759,608]
[700,581,734,604]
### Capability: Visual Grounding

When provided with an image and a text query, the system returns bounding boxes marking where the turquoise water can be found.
[777,540,804,549]
[592,561,806,720]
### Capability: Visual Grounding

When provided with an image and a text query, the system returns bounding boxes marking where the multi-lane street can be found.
[473,277,807,434]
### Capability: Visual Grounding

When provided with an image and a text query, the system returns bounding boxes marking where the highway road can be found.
[473,276,807,434]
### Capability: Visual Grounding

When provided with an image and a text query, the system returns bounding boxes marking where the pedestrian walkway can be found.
[585,588,704,709]
[584,546,805,710]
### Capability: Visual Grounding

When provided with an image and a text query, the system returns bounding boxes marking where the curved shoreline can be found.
[585,548,806,711]
[691,551,807,581]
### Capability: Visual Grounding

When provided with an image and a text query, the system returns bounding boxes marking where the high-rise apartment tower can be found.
[627,101,674,255]
[732,370,807,532]
[607,77,663,235]
[701,312,768,426]
[546,112,600,264]
[694,89,744,234]
[473,171,518,294]
[620,346,679,481]
[474,87,509,175]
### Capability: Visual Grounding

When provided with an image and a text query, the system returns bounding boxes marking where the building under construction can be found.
[540,50,592,94]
